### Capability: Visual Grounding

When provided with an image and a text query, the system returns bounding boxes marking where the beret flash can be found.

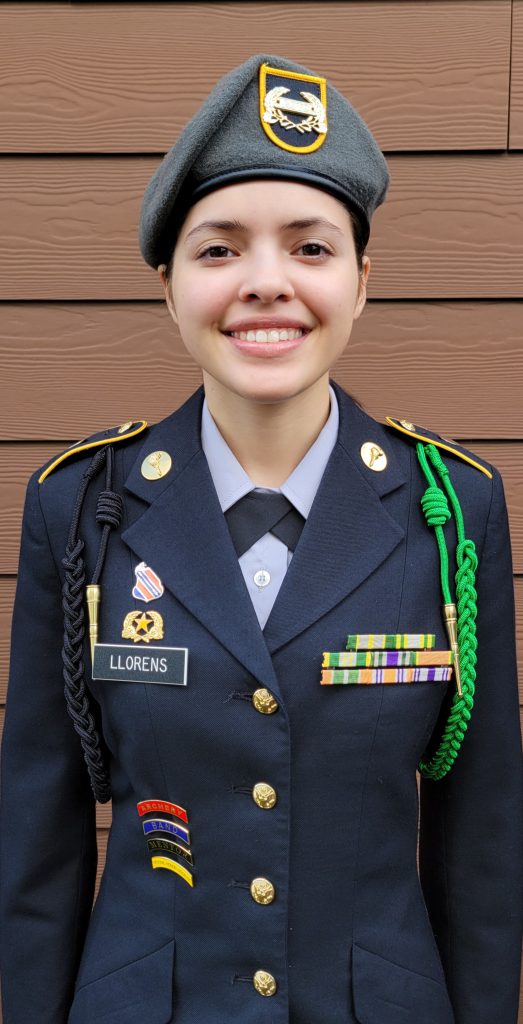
[139,53,390,269]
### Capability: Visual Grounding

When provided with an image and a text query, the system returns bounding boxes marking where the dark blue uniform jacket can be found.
[1,382,522,1024]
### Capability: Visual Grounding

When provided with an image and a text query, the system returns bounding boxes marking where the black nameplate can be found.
[92,644,188,686]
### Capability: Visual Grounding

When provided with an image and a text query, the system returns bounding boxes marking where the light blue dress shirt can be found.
[201,385,339,628]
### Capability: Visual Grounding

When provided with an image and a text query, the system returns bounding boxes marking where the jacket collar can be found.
[121,382,408,688]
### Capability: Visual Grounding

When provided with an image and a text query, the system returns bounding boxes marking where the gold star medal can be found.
[121,610,164,643]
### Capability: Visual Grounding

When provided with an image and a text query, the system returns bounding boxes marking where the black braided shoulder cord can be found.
[62,534,111,802]
[61,446,122,803]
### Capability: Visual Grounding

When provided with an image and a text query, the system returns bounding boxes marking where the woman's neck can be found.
[203,375,332,487]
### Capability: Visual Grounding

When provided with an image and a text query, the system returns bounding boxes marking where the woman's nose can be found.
[238,253,295,304]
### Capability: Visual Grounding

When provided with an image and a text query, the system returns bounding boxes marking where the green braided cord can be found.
[416,443,452,604]
[415,442,479,780]
[425,444,465,545]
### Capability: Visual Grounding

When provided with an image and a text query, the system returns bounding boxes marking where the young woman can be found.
[1,54,521,1024]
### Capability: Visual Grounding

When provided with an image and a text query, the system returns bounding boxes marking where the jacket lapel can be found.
[121,388,279,690]
[262,382,409,653]
[121,383,409,681]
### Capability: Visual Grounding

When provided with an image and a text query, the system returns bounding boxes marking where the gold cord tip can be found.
[86,584,101,664]
[443,603,462,696]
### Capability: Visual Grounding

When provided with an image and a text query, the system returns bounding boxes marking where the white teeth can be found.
[229,328,305,343]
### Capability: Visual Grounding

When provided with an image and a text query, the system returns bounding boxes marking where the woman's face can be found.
[160,180,370,406]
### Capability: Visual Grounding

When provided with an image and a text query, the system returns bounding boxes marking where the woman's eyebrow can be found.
[184,219,246,243]
[184,215,345,245]
[282,217,344,237]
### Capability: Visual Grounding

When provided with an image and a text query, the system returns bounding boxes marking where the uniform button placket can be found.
[232,675,287,1012]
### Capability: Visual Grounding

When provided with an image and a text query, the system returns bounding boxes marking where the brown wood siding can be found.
[1,302,522,438]
[1,2,512,152]
[511,0,523,145]
[2,154,523,300]
[1,2,521,1019]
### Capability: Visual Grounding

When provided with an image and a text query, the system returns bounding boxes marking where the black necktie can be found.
[225,491,305,557]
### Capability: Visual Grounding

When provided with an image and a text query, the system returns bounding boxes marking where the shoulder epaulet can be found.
[384,417,492,480]
[38,420,148,484]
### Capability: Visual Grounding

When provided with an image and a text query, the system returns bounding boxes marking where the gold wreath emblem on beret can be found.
[263,86,327,136]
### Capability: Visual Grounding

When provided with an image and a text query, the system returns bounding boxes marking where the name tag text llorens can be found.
[92,644,188,685]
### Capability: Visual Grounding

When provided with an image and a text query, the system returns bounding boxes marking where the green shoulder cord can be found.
[415,442,479,780]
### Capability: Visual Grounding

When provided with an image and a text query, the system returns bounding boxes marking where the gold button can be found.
[252,688,279,714]
[117,420,134,434]
[253,970,277,996]
[252,782,277,809]
[141,450,172,480]
[399,419,415,432]
[250,877,275,904]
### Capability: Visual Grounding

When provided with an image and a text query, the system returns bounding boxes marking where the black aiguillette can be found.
[92,644,188,686]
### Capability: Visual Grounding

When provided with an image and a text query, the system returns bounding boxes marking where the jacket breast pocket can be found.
[351,943,454,1024]
[68,938,175,1024]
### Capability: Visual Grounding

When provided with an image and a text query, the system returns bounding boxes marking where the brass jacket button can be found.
[252,782,277,809]
[252,688,279,714]
[250,877,276,904]
[253,970,277,996]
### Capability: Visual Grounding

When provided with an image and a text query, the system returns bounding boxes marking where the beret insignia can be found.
[259,63,328,154]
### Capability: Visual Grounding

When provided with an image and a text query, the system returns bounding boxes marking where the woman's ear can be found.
[354,255,371,320]
[158,264,178,324]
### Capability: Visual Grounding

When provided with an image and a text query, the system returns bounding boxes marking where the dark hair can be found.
[163,200,367,286]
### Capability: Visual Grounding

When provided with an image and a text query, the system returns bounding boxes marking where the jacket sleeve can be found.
[419,465,523,1023]
[0,471,98,1024]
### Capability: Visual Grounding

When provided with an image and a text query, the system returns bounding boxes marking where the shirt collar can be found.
[201,384,339,517]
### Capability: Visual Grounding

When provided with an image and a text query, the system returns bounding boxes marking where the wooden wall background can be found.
[0,0,522,1016]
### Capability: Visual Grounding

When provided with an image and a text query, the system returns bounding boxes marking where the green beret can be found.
[139,53,390,269]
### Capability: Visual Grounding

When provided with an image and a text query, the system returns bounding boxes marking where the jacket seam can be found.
[394,445,413,629]
[350,685,385,942]
[70,801,97,980]
[440,463,495,997]
[476,467,495,565]
[36,475,63,586]
[73,936,174,994]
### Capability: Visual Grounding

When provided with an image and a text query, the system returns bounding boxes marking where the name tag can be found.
[92,643,188,685]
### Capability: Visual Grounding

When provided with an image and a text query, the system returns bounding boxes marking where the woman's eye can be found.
[297,242,331,258]
[198,245,235,259]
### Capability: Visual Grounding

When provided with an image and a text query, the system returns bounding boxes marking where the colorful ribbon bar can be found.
[137,799,188,823]
[143,818,190,845]
[151,855,194,887]
[323,650,453,668]
[321,666,453,685]
[345,633,436,651]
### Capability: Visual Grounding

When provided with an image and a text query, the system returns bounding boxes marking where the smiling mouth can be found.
[224,328,308,344]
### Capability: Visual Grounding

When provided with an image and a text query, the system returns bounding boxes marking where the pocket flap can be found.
[352,943,454,1024]
[68,938,175,1024]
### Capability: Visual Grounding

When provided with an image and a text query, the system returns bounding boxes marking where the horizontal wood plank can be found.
[2,422,508,572]
[0,439,522,574]
[1,155,523,299]
[510,0,523,147]
[2,574,522,702]
[0,301,521,439]
[0,2,511,153]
